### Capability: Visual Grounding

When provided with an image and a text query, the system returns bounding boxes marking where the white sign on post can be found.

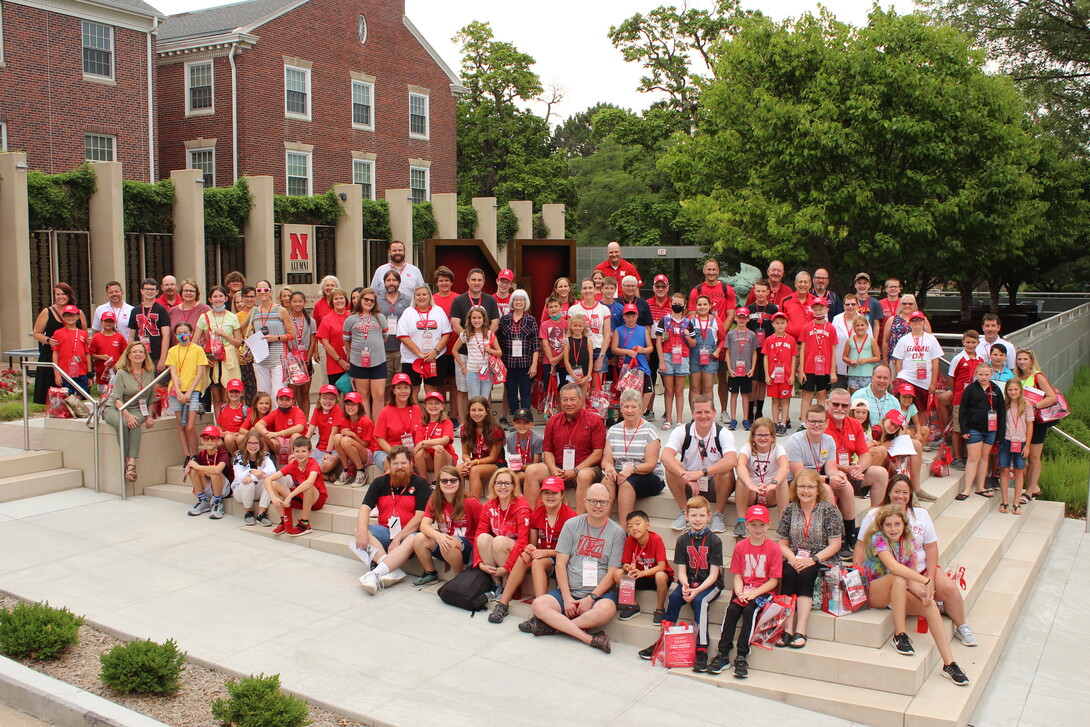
[282,224,315,276]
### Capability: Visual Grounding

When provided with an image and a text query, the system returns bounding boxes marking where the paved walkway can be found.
[0,704,52,726]
[0,488,1086,726]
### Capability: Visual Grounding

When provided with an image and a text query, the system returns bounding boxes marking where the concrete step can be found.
[0,468,84,503]
[0,450,64,479]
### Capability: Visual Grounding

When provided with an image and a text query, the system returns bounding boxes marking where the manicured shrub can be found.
[99,638,186,695]
[210,673,310,727]
[0,601,83,660]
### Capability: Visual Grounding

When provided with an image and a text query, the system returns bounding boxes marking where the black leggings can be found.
[779,559,821,599]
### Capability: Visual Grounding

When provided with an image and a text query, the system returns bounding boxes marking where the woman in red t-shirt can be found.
[412,467,483,585]
[316,287,351,388]
[473,468,531,596]
[334,392,375,487]
[373,373,421,472]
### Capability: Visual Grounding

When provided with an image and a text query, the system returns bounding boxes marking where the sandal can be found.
[1019,492,1036,506]
[125,464,138,481]
[975,490,994,498]
[955,493,969,501]
[788,634,807,649]
[1012,504,1021,515]
[999,503,1008,514]
[777,631,794,648]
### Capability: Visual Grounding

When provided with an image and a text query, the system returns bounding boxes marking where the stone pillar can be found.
[542,204,566,240]
[243,176,275,285]
[0,153,33,353]
[169,169,207,296]
[386,189,414,265]
[88,162,126,307]
[510,200,533,239]
[472,197,498,261]
[334,183,364,284]
[431,192,458,239]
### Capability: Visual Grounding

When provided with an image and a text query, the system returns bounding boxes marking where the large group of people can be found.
[32,244,1060,689]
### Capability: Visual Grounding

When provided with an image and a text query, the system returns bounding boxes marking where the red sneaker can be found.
[272,521,286,535]
[289,522,311,537]
[284,524,304,536]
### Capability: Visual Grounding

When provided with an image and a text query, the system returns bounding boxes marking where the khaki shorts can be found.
[952,404,961,433]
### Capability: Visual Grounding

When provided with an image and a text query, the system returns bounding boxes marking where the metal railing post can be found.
[1048,426,1090,533]
[19,361,100,493]
[21,364,29,451]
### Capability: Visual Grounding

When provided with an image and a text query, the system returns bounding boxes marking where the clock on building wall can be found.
[357,15,368,45]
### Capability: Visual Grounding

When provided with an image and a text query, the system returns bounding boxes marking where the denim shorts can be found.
[544,587,618,608]
[369,524,392,551]
[966,429,996,446]
[169,390,202,413]
[432,535,473,565]
[997,440,1026,470]
[689,355,719,374]
[662,357,691,376]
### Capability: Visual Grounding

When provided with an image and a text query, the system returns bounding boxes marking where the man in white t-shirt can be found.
[370,240,425,297]
[91,281,135,340]
[890,311,942,413]
[974,313,1016,373]
[574,278,612,372]
[660,396,737,534]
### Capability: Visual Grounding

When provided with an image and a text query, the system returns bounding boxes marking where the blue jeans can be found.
[506,367,531,411]
[467,371,493,399]
[664,582,722,648]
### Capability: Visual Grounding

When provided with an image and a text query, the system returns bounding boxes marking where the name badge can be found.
[511,339,523,358]
[772,366,785,383]
[571,366,583,379]
[508,452,523,472]
[699,348,711,366]
[388,315,398,334]
[814,354,826,376]
[735,361,747,377]
[139,336,151,349]
[796,549,811,559]
[671,346,683,364]
[1009,440,1023,454]
[401,432,415,447]
[916,363,927,379]
[421,331,435,348]
[581,559,598,588]
[619,578,636,605]
[138,399,149,417]
[479,364,490,381]
[987,411,998,432]
[696,475,709,492]
[838,452,850,467]
[387,515,402,540]
[756,330,766,346]
[360,349,371,368]
[562,446,576,470]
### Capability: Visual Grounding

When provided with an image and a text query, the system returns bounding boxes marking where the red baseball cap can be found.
[391,373,412,387]
[736,307,750,317]
[811,297,829,307]
[885,409,906,427]
[424,391,445,403]
[622,303,639,314]
[200,425,222,439]
[225,379,244,392]
[541,477,565,493]
[498,269,514,281]
[343,391,364,404]
[319,384,337,395]
[909,311,927,321]
[771,311,788,321]
[895,382,916,397]
[653,274,669,285]
[275,387,294,399]
[62,305,80,315]
[100,311,116,322]
[746,504,771,524]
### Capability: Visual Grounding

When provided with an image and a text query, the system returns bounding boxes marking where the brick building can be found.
[0,0,163,179]
[155,0,462,199]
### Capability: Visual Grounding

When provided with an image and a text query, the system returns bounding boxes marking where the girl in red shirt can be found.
[413,391,457,482]
[374,373,421,472]
[246,391,272,429]
[333,392,375,487]
[412,467,483,585]
[460,396,505,497]
[306,384,344,481]
[216,379,250,454]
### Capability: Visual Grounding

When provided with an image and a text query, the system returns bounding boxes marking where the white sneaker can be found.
[670,511,688,531]
[359,571,381,596]
[379,568,407,587]
[717,412,729,425]
[956,624,978,647]
[334,470,352,486]
[710,513,727,533]
[353,471,367,487]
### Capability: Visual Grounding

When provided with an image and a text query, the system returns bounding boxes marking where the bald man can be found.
[156,275,180,309]
[747,260,793,306]
[594,241,642,287]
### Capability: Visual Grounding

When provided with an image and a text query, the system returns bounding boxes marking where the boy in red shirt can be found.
[88,311,127,387]
[186,426,233,520]
[761,312,796,435]
[53,305,92,415]
[216,379,250,454]
[616,510,674,624]
[262,435,326,536]
[707,504,781,678]
[797,298,837,414]
[254,387,306,463]
[942,330,982,467]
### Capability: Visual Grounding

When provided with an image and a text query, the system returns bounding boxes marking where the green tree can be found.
[662,8,1049,317]
[923,0,1090,150]
[454,21,574,207]
[552,102,621,159]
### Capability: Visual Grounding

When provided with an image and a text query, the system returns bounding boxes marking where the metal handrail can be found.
[1048,426,1090,533]
[20,360,101,493]
[114,368,172,500]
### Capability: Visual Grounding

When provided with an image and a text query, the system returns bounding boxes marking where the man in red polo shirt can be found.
[780,271,817,341]
[746,260,793,307]
[594,242,642,286]
[688,259,737,330]
[156,275,181,310]
[523,383,606,510]
[825,388,888,507]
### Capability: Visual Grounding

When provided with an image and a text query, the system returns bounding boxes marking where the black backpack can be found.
[437,568,493,613]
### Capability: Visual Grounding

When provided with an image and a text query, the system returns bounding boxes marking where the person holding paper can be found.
[247,280,294,396]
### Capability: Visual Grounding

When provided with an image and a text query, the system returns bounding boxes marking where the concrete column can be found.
[472,197,498,261]
[243,176,275,285]
[386,189,414,265]
[542,204,566,240]
[88,162,126,307]
[169,169,207,296]
[510,200,533,240]
[334,183,364,284]
[0,153,33,353]
[431,192,458,239]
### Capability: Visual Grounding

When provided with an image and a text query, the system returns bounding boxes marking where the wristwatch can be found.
[573,467,580,477]
[812,555,820,564]
[701,467,709,477]
[589,593,600,601]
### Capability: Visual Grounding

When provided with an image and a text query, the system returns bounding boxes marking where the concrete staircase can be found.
[0,450,84,503]
[140,444,1064,727]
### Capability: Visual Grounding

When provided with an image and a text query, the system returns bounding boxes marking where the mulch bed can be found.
[0,594,362,727]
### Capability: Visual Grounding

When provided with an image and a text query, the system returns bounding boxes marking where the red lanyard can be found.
[426,422,443,440]
[984,387,994,409]
[584,518,607,542]
[516,434,531,461]
[853,334,868,357]
[542,507,560,546]
[571,337,585,364]
[620,326,639,354]
[808,439,823,469]
[630,540,649,566]
[396,405,415,435]
[469,294,482,309]
[494,500,512,533]
[564,411,586,449]
[475,434,487,458]
[511,314,523,337]
[418,307,432,328]
[621,421,642,458]
[292,314,305,344]
[752,447,771,483]
[802,507,814,539]
[697,316,711,341]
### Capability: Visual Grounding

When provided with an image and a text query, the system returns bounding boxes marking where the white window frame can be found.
[351,79,374,131]
[0,123,6,152]
[285,150,312,196]
[284,65,311,120]
[81,21,114,80]
[185,60,214,116]
[0,3,6,66]
[409,165,430,204]
[189,148,215,187]
[409,92,429,139]
[352,158,375,200]
[85,133,116,162]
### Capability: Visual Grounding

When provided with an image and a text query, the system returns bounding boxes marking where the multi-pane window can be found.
[285,66,310,118]
[85,134,115,162]
[286,151,311,196]
[187,62,213,114]
[410,166,429,204]
[353,159,375,200]
[409,93,428,137]
[352,81,373,128]
[189,149,215,187]
[82,21,113,78]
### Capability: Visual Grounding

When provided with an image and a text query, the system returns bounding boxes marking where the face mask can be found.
[212,303,226,312]
[177,333,191,342]
[278,404,292,413]
[671,304,684,313]
[550,313,561,321]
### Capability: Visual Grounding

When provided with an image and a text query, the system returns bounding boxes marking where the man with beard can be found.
[377,270,413,388]
[825,388,889,508]
[133,278,171,372]
[156,275,181,310]
[370,240,424,296]
[811,268,843,318]
[747,260,793,307]
[593,241,642,286]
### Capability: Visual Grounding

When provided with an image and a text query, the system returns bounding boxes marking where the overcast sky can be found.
[154,0,919,121]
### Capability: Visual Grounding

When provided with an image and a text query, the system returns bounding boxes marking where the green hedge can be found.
[274,189,342,226]
[27,166,96,230]
[362,199,391,241]
[123,180,174,234]
[457,204,478,239]
[204,179,253,248]
[1039,366,1090,517]
[412,202,438,244]
[496,203,518,250]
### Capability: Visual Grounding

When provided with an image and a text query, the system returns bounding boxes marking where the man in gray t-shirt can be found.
[527,482,624,653]
[376,272,412,387]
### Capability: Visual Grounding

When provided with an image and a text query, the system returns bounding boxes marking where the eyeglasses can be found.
[653,283,667,287]
[796,485,818,491]
[829,402,851,409]
[255,287,271,293]
[438,477,460,484]
[585,498,609,507]
[362,298,377,304]
[806,420,827,426]
[754,433,773,438]
[494,481,514,488]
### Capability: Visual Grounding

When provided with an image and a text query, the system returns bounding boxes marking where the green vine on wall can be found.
[274,189,343,226]
[457,205,478,239]
[26,165,96,231]
[496,203,518,250]
[123,179,175,233]
[362,199,392,241]
[204,179,252,248]
[532,212,550,239]
[412,202,439,244]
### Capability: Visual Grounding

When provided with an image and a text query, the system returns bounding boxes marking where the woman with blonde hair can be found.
[1014,348,1058,504]
[102,341,158,482]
